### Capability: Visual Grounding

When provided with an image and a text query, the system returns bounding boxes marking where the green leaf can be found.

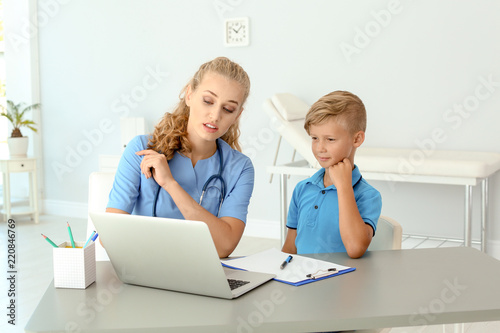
[0,100,41,136]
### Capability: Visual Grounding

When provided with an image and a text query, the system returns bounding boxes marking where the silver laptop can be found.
[89,212,275,299]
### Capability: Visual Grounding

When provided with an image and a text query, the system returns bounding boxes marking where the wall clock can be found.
[224,17,249,47]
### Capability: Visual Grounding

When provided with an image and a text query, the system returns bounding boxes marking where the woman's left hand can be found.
[136,150,174,189]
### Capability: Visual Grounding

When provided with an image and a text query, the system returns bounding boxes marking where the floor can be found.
[1,214,499,333]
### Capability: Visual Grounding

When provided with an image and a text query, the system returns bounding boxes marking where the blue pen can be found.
[83,231,96,248]
[280,255,293,270]
[91,233,99,243]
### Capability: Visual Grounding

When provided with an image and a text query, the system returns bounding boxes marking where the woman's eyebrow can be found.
[204,90,239,105]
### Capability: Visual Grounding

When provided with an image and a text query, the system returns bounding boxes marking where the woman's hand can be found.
[136,150,174,189]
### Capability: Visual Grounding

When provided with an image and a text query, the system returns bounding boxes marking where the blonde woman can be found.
[106,57,252,258]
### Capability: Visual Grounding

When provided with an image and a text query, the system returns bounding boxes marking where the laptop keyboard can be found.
[227,279,250,290]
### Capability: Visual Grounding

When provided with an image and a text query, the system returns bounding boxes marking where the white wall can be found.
[8,1,500,253]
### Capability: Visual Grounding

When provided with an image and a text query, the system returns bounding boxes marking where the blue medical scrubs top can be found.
[107,135,254,222]
[286,166,382,254]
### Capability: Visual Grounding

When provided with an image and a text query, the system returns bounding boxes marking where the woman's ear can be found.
[353,131,365,147]
[235,107,244,121]
[227,108,244,129]
[185,85,193,107]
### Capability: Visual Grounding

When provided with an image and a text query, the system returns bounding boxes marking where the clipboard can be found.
[222,248,355,286]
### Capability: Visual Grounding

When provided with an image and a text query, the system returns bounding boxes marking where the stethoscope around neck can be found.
[152,140,226,217]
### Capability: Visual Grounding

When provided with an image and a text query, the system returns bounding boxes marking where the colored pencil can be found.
[67,222,75,248]
[84,231,96,248]
[41,234,58,248]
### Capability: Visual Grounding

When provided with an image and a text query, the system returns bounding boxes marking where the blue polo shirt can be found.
[107,135,254,222]
[286,166,382,254]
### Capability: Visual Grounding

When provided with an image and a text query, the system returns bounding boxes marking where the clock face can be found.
[224,18,249,47]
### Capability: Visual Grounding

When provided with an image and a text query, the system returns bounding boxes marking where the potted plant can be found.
[0,100,41,156]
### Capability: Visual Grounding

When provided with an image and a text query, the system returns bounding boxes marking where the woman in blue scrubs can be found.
[106,57,253,258]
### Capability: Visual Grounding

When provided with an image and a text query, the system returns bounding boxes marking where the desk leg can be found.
[280,173,288,246]
[31,169,39,224]
[464,185,472,247]
[481,178,488,253]
[453,323,465,333]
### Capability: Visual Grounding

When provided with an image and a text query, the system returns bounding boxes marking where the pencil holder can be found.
[53,241,96,289]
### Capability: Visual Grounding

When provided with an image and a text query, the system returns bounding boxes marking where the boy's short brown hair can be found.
[304,90,366,135]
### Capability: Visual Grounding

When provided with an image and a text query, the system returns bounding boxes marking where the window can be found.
[0,0,4,194]
[0,0,6,156]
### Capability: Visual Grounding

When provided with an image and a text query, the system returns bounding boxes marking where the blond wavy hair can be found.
[304,90,366,135]
[148,57,250,160]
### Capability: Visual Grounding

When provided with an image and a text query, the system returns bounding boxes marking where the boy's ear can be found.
[353,131,365,147]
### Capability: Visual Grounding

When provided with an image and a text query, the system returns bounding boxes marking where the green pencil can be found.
[67,222,75,248]
[41,234,58,248]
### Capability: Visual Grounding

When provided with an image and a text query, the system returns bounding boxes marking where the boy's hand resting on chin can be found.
[328,158,353,190]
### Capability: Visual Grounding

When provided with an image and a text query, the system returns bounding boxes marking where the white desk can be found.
[0,156,39,223]
[268,148,500,251]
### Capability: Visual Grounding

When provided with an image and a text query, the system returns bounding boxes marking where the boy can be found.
[281,91,382,258]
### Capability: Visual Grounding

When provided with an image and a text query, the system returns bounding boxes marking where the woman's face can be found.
[185,72,245,145]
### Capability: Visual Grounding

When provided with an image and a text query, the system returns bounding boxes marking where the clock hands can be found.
[232,25,243,34]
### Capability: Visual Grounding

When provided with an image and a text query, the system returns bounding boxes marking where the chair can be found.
[368,215,403,251]
[354,217,402,333]
[87,171,115,261]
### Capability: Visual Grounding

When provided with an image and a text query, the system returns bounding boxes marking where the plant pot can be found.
[7,137,29,157]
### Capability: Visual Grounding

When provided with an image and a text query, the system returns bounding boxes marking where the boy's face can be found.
[309,117,363,169]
